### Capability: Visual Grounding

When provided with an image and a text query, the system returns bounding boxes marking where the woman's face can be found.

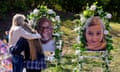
[38,21,53,43]
[85,24,104,46]
[40,22,52,33]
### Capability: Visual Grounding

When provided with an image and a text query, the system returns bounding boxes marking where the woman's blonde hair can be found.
[12,14,25,28]
[9,14,43,60]
[9,14,26,45]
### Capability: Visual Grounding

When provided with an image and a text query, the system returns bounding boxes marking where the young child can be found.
[83,16,106,51]
[8,14,41,47]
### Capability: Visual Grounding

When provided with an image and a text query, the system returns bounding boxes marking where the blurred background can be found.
[0,0,120,37]
[0,0,120,72]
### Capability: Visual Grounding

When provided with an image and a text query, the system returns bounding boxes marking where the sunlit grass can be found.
[110,22,120,30]
[43,22,120,72]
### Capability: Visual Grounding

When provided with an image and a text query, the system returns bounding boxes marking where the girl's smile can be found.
[85,24,104,46]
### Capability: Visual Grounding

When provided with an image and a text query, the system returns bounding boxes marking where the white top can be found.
[9,26,41,46]
[42,40,55,52]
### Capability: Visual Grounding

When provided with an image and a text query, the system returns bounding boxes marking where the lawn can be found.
[42,22,120,72]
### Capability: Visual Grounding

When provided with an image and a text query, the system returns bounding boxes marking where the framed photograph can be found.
[83,16,106,51]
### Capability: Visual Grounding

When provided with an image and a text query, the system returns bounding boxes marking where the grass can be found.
[110,22,120,37]
[109,22,120,71]
[44,22,120,72]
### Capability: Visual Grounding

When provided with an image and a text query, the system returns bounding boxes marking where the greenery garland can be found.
[27,5,63,63]
[73,2,113,52]
[73,2,113,71]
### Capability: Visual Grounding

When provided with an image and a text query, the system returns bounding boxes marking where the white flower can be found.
[80,17,86,23]
[104,30,109,35]
[47,56,54,62]
[48,9,55,14]
[90,5,96,11]
[76,36,80,43]
[56,45,61,49]
[75,50,80,55]
[33,8,39,15]
[56,40,62,50]
[73,27,80,32]
[55,16,61,23]
[59,40,62,46]
[105,13,112,19]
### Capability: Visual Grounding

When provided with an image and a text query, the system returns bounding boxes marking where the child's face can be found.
[85,24,104,46]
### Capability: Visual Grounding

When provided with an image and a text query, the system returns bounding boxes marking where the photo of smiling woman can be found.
[83,16,106,51]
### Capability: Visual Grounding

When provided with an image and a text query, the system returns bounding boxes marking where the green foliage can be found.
[27,5,56,29]
[62,20,75,29]
[72,3,113,71]
[0,0,120,21]
[43,22,120,72]
[27,5,63,65]
[54,48,62,59]
[73,2,113,52]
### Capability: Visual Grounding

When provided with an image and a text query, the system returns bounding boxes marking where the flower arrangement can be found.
[73,2,113,71]
[73,2,113,52]
[28,5,56,28]
[27,5,63,64]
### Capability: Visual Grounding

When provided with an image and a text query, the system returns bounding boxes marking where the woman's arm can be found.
[19,27,41,40]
